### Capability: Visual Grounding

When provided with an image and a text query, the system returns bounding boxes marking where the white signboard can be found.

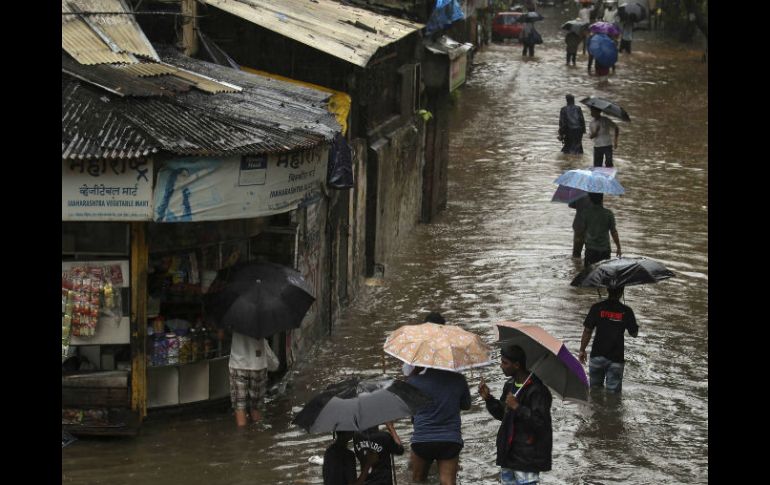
[154,145,328,222]
[62,159,154,221]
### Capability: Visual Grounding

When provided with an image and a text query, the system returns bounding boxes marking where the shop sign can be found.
[62,159,154,221]
[153,144,328,222]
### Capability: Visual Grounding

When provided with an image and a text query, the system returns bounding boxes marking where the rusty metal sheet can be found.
[62,55,177,97]
[200,0,424,67]
[62,0,159,64]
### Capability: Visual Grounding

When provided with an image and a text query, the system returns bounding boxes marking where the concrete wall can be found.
[369,122,424,274]
[290,199,330,364]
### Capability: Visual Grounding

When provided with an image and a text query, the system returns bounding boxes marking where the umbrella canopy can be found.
[517,11,545,22]
[570,257,675,289]
[587,32,618,66]
[496,321,588,402]
[384,323,493,372]
[204,262,315,339]
[589,21,621,36]
[551,184,588,204]
[580,96,631,122]
[554,167,625,195]
[618,2,647,22]
[562,19,589,34]
[292,376,432,433]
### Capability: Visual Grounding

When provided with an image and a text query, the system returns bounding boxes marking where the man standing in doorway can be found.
[573,192,621,266]
[589,107,619,167]
[478,345,553,485]
[578,286,638,392]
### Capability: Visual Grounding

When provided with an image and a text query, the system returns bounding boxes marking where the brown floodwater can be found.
[63,6,707,484]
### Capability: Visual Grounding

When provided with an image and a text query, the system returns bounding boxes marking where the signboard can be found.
[62,159,154,221]
[154,144,328,222]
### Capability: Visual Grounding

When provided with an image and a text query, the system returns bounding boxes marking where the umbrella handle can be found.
[513,371,535,398]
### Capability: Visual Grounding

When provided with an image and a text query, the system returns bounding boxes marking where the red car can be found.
[491,12,524,42]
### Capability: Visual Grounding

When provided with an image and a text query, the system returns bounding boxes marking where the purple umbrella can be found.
[551,184,588,204]
[496,321,589,403]
[590,21,621,36]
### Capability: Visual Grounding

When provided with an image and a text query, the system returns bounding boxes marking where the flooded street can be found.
[63,6,707,485]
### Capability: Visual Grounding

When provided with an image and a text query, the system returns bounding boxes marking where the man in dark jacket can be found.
[478,345,552,485]
[559,94,586,154]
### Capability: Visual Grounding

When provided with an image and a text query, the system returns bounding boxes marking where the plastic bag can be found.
[327,132,354,189]
[265,340,280,372]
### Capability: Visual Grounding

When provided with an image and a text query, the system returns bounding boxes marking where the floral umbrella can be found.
[384,323,493,372]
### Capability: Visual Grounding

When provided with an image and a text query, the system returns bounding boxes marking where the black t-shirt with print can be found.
[584,299,638,362]
[353,430,404,485]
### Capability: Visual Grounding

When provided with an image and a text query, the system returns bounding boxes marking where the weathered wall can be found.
[290,199,330,363]
[369,122,424,274]
[349,138,368,300]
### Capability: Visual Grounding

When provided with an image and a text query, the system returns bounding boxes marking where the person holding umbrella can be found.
[228,331,270,427]
[353,422,405,485]
[574,192,621,266]
[577,286,639,393]
[478,344,553,485]
[588,107,619,167]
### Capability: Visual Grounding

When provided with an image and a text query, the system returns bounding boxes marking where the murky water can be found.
[62,7,707,485]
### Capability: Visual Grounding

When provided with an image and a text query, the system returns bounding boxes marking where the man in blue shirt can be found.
[407,368,471,484]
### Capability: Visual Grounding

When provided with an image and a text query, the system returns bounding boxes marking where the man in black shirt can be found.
[323,431,357,485]
[578,287,638,392]
[353,422,404,485]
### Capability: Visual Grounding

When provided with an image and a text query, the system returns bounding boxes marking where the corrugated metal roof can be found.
[62,54,179,97]
[63,50,340,160]
[111,63,242,94]
[424,35,474,60]
[62,0,159,65]
[200,0,424,67]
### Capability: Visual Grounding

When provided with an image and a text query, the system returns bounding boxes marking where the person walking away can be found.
[408,366,471,485]
[570,195,593,258]
[559,94,586,154]
[323,431,357,485]
[228,331,269,427]
[573,192,621,266]
[478,345,553,485]
[353,422,404,485]
[565,30,581,66]
[578,286,638,393]
[520,21,538,57]
[588,107,619,167]
[620,20,633,53]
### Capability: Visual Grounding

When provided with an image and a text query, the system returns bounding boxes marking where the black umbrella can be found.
[580,96,631,122]
[562,19,589,35]
[618,2,647,22]
[516,11,545,22]
[570,257,674,289]
[292,376,432,433]
[204,262,315,339]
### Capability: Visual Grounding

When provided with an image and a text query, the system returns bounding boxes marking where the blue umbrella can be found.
[553,167,625,195]
[588,33,618,67]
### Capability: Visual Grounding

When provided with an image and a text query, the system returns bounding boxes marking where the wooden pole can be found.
[180,0,198,56]
[130,221,149,419]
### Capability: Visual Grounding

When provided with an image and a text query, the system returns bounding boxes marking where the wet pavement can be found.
[63,6,707,485]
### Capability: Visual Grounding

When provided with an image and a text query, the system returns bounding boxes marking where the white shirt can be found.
[229,332,267,370]
[578,7,592,23]
[590,117,618,147]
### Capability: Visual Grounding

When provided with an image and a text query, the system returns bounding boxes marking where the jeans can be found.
[501,468,540,485]
[589,355,625,392]
[522,44,534,57]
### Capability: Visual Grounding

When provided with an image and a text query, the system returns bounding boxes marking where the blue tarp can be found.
[425,0,465,36]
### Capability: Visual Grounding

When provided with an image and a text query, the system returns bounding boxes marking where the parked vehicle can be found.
[492,12,524,42]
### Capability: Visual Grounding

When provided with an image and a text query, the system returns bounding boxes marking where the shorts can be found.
[229,368,268,410]
[411,441,463,461]
[501,468,540,485]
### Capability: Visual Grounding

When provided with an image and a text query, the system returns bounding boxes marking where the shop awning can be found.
[199,0,424,67]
